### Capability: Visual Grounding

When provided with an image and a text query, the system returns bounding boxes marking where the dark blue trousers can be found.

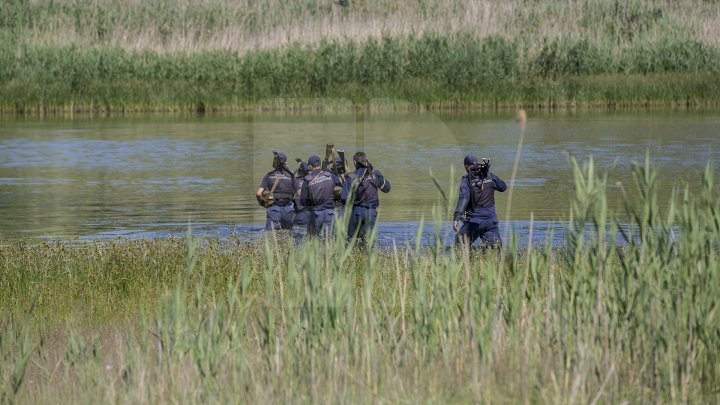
[266,204,295,231]
[308,208,335,237]
[348,206,377,244]
[293,211,309,227]
[455,218,501,249]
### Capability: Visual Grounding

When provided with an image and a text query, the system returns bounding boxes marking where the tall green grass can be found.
[1,157,719,402]
[1,34,719,112]
[1,0,720,111]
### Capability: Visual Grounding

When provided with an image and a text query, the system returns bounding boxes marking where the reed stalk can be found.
[0,157,718,402]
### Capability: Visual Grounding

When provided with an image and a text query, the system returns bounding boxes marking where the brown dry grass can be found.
[13,0,720,55]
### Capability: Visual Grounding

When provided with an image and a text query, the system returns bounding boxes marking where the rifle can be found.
[295,158,309,177]
[359,160,374,184]
[272,149,280,169]
[321,143,335,172]
[336,148,350,178]
[351,160,374,197]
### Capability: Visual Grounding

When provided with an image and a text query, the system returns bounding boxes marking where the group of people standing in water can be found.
[255,148,390,245]
[256,148,507,249]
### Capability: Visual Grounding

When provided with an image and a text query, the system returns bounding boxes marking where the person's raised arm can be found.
[372,170,391,193]
[491,172,507,192]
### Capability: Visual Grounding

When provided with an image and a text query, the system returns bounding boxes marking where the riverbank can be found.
[1,159,719,402]
[2,0,720,112]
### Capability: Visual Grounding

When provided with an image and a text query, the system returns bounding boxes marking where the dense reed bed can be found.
[1,158,719,403]
[1,35,719,112]
[1,0,720,111]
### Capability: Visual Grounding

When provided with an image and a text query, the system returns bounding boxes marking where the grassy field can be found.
[1,0,720,111]
[1,158,719,403]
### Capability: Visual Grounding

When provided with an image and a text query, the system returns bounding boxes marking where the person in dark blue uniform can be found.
[255,152,296,231]
[302,155,343,237]
[341,152,391,245]
[334,155,347,218]
[453,154,507,249]
[293,160,310,230]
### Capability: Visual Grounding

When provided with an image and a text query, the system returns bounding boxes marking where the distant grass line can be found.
[1,158,719,403]
[1,34,720,112]
[2,0,720,55]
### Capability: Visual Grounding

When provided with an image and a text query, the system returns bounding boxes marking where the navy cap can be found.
[463,154,478,166]
[308,155,321,166]
[275,152,287,163]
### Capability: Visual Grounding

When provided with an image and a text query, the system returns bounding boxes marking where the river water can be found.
[1,109,719,246]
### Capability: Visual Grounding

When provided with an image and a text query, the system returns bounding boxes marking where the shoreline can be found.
[2,93,719,115]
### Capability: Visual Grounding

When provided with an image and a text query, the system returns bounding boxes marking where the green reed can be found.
[1,33,719,113]
[2,0,720,112]
[0,157,719,403]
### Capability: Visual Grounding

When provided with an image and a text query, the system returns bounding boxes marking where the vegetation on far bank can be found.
[1,0,720,111]
[1,158,719,402]
[1,34,720,112]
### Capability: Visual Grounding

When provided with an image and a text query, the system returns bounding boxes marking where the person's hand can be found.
[453,220,460,232]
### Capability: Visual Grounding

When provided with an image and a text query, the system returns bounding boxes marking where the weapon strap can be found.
[358,166,378,189]
[269,175,281,194]
[271,166,295,194]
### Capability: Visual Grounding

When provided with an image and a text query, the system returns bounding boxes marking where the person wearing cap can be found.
[453,154,507,249]
[341,151,391,246]
[292,160,310,230]
[333,155,347,217]
[300,155,343,237]
[256,151,296,230]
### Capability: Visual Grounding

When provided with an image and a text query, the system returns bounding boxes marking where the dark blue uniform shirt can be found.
[453,171,507,222]
[341,167,391,209]
[302,169,342,210]
[259,169,295,206]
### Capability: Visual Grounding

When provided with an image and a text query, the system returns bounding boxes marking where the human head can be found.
[463,154,478,173]
[307,155,321,169]
[353,151,368,168]
[273,151,288,169]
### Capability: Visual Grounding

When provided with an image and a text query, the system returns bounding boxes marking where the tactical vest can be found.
[348,170,379,207]
[268,170,295,205]
[307,170,336,209]
[468,173,496,210]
